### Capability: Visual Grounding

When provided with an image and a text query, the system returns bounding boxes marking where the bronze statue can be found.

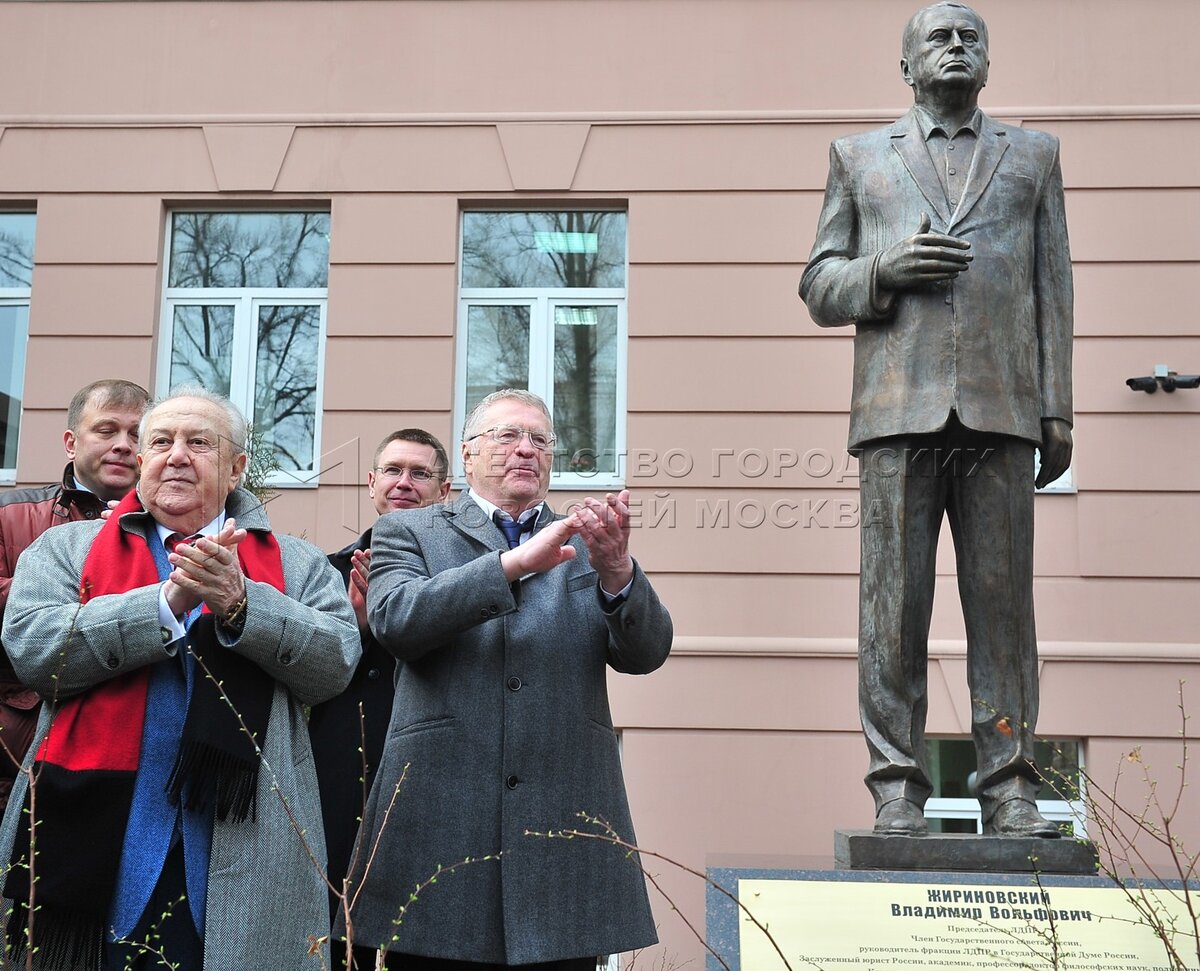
[800,2,1073,837]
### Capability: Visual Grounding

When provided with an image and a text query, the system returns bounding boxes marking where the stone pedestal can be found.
[834,829,1098,874]
[703,852,1188,971]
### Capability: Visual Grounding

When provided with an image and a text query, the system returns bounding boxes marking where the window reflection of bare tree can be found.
[0,228,34,288]
[168,214,329,471]
[171,307,234,398]
[0,218,35,465]
[463,212,623,471]
[467,306,530,404]
[169,212,328,289]
[254,305,319,470]
[555,309,617,474]
[462,211,622,290]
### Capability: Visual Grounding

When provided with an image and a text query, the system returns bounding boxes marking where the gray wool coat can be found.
[0,488,361,970]
[346,493,673,965]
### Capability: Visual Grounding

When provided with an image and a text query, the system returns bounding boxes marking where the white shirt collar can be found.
[466,490,543,525]
[154,510,226,546]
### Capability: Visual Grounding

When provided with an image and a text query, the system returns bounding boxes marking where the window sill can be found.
[260,472,322,490]
[451,476,627,495]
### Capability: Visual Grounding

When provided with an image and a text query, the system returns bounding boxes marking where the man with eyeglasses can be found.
[309,428,451,967]
[342,389,672,970]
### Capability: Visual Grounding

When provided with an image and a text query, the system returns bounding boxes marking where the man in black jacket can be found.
[308,428,450,967]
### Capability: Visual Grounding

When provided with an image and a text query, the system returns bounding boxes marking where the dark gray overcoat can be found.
[346,493,672,964]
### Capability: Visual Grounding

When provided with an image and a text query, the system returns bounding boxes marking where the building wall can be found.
[1,1,1198,967]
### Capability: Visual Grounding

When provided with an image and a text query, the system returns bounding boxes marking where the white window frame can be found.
[454,210,629,491]
[923,744,1088,837]
[0,292,32,486]
[923,793,1088,837]
[157,212,330,489]
[1035,451,1076,494]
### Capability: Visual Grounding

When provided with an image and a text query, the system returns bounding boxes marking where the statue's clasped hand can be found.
[1035,418,1073,489]
[876,212,973,292]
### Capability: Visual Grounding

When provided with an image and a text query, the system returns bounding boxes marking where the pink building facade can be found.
[0,1,1197,966]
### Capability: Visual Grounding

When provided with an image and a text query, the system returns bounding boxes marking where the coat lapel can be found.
[889,110,952,226]
[443,492,508,553]
[442,492,557,554]
[948,113,1010,231]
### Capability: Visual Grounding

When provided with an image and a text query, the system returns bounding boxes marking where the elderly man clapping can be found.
[0,387,359,971]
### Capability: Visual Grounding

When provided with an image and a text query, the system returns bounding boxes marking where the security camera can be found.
[1126,366,1200,394]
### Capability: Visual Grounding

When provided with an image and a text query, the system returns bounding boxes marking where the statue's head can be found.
[901,2,989,104]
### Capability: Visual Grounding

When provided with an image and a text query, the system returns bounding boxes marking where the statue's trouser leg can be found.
[945,432,1041,823]
[858,435,946,815]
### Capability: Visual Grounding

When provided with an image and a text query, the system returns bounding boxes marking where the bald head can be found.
[900,1,989,104]
[902,2,988,60]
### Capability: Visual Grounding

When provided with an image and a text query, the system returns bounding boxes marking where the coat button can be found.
[488,605,499,616]
[480,607,491,618]
[107,654,119,669]
[506,775,519,790]
[85,510,97,519]
[367,668,380,681]
[507,676,522,691]
[280,651,293,665]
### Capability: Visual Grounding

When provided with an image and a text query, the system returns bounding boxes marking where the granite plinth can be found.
[835,829,1098,873]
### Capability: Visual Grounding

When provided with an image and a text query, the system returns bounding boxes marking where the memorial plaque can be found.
[706,867,1199,971]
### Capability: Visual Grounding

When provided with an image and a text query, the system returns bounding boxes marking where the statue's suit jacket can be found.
[347,493,672,965]
[800,108,1073,448]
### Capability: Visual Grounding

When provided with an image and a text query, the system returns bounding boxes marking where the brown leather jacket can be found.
[0,464,106,807]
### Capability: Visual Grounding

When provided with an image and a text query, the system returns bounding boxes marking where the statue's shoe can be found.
[874,798,928,836]
[984,798,1061,838]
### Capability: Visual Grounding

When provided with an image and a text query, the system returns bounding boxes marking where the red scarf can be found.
[5,490,284,970]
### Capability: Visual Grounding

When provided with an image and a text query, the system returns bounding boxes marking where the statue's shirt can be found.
[914,105,982,208]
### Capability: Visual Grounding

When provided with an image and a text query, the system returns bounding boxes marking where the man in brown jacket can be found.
[800,3,1072,838]
[0,378,149,806]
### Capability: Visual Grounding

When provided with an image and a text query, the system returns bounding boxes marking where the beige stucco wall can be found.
[1,1,1198,966]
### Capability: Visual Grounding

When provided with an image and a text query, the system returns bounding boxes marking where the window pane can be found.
[1034,738,1081,802]
[0,214,36,289]
[255,305,321,473]
[168,213,331,289]
[465,305,531,417]
[462,211,626,289]
[553,307,618,475]
[169,306,235,397]
[927,738,1081,801]
[0,305,30,467]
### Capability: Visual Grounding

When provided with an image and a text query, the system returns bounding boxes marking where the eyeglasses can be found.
[373,465,441,482]
[467,425,557,451]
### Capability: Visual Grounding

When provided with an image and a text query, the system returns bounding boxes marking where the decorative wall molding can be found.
[671,635,1200,662]
[1,106,1198,128]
